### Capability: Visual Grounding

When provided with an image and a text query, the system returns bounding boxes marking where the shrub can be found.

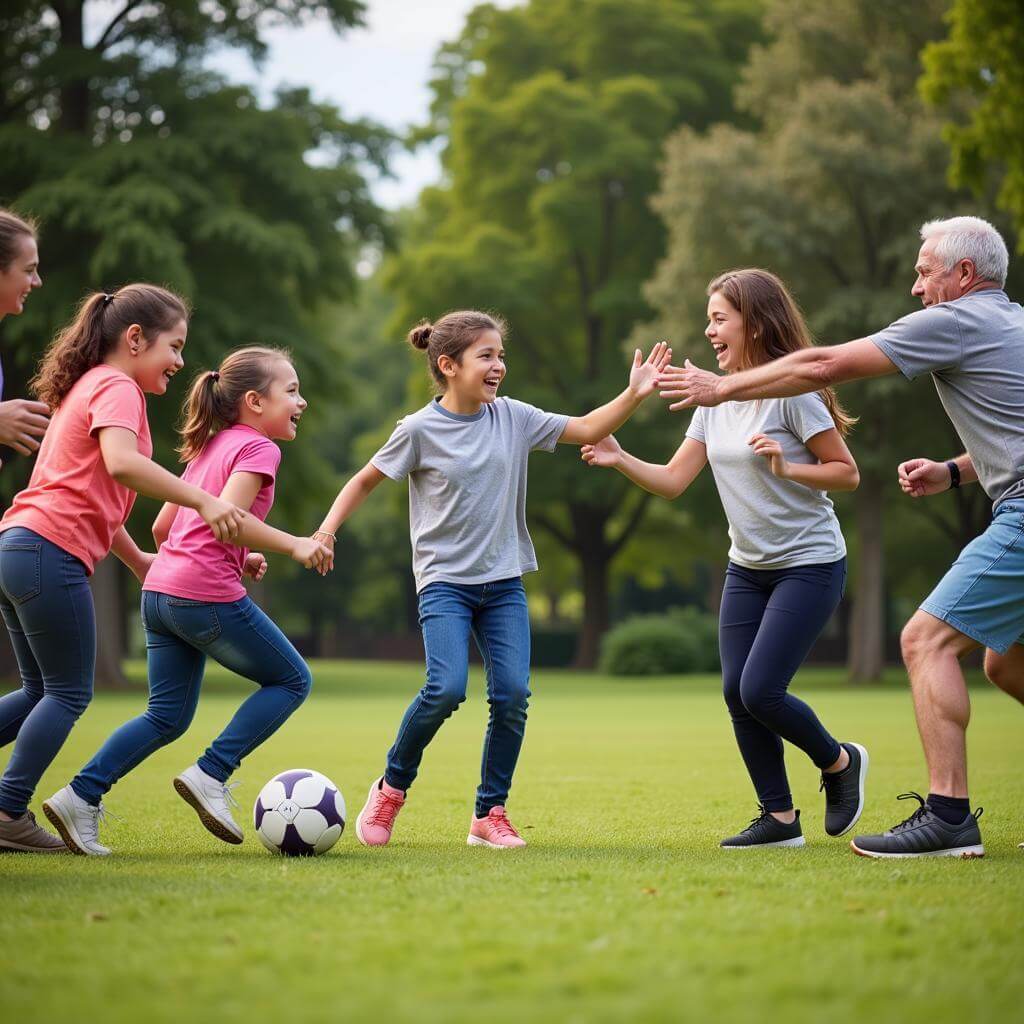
[599,606,720,676]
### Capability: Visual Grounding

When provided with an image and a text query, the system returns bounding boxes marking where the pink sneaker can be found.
[355,776,406,847]
[467,806,526,849]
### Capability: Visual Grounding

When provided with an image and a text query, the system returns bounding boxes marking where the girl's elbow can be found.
[840,467,860,491]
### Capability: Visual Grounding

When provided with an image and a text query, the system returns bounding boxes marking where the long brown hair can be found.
[178,346,291,462]
[31,284,190,410]
[408,310,507,392]
[0,208,37,271]
[707,269,856,436]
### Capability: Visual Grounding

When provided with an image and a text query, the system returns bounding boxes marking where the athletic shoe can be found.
[850,792,984,859]
[0,810,67,853]
[467,806,526,849]
[173,764,243,845]
[720,807,805,848]
[43,785,111,856]
[355,776,406,847]
[820,741,869,837]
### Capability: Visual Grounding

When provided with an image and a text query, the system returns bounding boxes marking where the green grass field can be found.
[3,661,1022,1024]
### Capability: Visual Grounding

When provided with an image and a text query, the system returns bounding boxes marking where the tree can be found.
[642,0,971,681]
[0,1,394,684]
[385,0,763,666]
[919,1,1024,249]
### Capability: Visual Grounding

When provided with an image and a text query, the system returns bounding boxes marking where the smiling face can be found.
[443,328,506,404]
[911,239,972,307]
[254,359,306,441]
[0,233,41,318]
[705,291,746,372]
[131,318,187,395]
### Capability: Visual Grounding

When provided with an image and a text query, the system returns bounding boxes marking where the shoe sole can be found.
[827,742,870,838]
[173,777,243,845]
[355,778,391,847]
[850,841,985,859]
[42,798,106,857]
[721,836,806,849]
[466,834,525,849]
[0,834,68,854]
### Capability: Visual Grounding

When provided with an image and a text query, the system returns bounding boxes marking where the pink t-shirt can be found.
[143,424,281,603]
[0,365,151,574]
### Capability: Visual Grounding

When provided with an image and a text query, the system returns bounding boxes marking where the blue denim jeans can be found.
[385,577,531,817]
[71,590,311,806]
[0,528,95,816]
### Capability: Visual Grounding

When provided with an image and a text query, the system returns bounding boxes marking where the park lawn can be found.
[2,661,1022,1024]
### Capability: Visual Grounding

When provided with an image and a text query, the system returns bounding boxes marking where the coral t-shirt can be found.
[144,424,281,603]
[0,365,151,573]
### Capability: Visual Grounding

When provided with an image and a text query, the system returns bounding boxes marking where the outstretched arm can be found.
[581,434,707,499]
[558,343,671,444]
[657,339,897,410]
[898,453,979,497]
[314,462,389,572]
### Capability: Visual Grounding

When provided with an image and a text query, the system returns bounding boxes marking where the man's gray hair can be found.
[920,216,1008,286]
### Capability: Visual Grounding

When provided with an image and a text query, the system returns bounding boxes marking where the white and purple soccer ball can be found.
[254,769,346,856]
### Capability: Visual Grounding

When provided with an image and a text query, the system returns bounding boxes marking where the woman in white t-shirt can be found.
[584,269,869,849]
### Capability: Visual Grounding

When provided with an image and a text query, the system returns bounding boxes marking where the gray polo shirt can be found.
[372,397,568,592]
[686,394,846,569]
[871,289,1024,509]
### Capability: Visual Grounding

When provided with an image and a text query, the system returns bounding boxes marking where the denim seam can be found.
[475,615,497,813]
[941,517,1024,614]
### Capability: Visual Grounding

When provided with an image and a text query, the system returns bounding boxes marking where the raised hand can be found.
[749,433,788,479]
[628,342,673,399]
[898,458,951,498]
[243,552,268,582]
[657,358,724,411]
[581,435,623,469]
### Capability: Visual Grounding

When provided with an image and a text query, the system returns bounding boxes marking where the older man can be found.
[659,216,1023,858]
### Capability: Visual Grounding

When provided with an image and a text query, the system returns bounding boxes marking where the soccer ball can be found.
[253,769,346,856]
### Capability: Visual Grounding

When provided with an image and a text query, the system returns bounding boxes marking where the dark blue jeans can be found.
[71,590,311,806]
[0,528,95,816]
[719,558,846,812]
[385,577,531,818]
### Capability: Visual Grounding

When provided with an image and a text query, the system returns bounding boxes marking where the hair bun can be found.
[408,321,433,350]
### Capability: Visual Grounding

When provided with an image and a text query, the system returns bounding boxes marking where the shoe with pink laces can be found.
[355,776,406,847]
[467,806,526,849]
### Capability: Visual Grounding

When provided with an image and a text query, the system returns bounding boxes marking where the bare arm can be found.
[110,526,154,584]
[658,339,898,409]
[749,428,860,492]
[558,343,672,445]
[898,452,979,497]
[314,462,389,572]
[98,427,245,542]
[152,502,178,549]
[581,435,707,499]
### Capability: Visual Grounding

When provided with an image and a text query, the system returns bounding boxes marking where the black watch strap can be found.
[946,460,961,489]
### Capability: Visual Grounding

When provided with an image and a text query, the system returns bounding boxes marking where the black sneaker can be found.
[851,792,984,859]
[820,742,869,837]
[720,806,805,849]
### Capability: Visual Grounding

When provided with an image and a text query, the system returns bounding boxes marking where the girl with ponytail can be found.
[44,348,331,855]
[0,284,248,853]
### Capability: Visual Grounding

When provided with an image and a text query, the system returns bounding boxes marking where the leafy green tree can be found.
[386,0,763,666]
[920,1,1024,248]
[642,0,982,680]
[0,1,393,683]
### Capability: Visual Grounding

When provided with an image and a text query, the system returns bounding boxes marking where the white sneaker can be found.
[173,764,243,845]
[43,785,112,856]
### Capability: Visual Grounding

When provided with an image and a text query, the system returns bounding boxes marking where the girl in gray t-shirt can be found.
[312,309,671,849]
[585,269,870,849]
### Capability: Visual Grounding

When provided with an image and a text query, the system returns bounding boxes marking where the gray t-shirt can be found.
[372,397,569,592]
[686,394,846,569]
[871,289,1024,508]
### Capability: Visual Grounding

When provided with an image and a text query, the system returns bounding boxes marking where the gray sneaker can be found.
[0,810,68,853]
[851,792,984,859]
[43,785,112,856]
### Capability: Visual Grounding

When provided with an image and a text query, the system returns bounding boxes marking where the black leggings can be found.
[719,558,846,812]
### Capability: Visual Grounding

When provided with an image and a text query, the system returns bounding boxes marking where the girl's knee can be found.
[490,679,530,715]
[739,676,779,720]
[291,662,313,701]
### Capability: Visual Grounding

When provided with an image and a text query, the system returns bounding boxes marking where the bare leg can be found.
[899,610,980,799]
[983,644,1024,705]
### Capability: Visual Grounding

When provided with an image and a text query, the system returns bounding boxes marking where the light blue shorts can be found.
[920,501,1024,654]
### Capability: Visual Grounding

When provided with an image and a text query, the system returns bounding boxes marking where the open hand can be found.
[898,458,951,497]
[657,359,724,411]
[749,433,788,478]
[628,342,673,399]
[243,552,268,582]
[581,435,623,469]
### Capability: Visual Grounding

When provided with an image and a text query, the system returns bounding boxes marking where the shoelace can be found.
[888,792,932,832]
[211,781,241,813]
[367,789,404,827]
[819,773,841,799]
[81,802,119,844]
[740,805,773,834]
[488,811,519,838]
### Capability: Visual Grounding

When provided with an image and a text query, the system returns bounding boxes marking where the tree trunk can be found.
[569,504,611,669]
[91,558,127,688]
[847,470,885,682]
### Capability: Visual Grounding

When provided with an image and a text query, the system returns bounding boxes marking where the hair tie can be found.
[101,293,114,307]
[210,371,220,382]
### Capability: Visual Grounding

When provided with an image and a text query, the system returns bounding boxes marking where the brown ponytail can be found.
[31,284,190,410]
[0,208,37,271]
[408,310,506,392]
[177,346,291,463]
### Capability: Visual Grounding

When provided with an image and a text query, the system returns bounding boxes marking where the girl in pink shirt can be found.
[45,347,329,856]
[0,284,249,854]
